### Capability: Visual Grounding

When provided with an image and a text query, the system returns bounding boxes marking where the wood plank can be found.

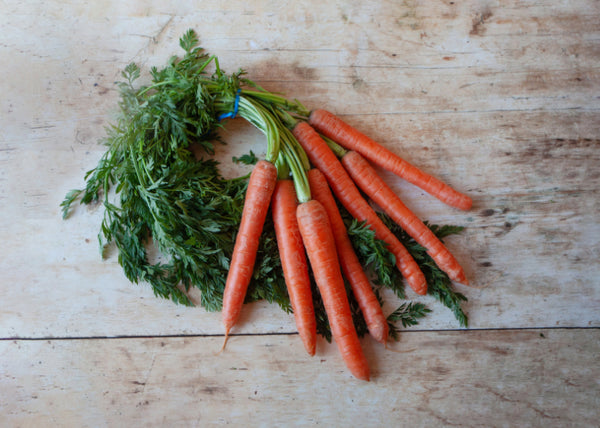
[1,329,598,427]
[1,1,599,425]
[2,108,598,337]
[1,0,599,337]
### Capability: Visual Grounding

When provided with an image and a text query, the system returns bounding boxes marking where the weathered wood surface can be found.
[2,330,599,427]
[1,0,599,425]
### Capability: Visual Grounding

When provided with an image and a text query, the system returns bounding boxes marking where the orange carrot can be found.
[296,199,370,381]
[293,122,427,296]
[308,168,389,344]
[222,160,278,340]
[342,151,468,285]
[309,109,472,211]
[271,179,317,356]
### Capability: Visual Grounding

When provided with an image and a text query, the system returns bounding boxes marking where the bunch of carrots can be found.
[63,30,472,381]
[221,103,472,381]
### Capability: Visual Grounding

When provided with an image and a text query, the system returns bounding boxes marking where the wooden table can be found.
[1,1,598,426]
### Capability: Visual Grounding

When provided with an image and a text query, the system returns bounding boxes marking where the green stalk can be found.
[275,154,290,180]
[274,118,311,204]
[223,90,312,201]
[238,96,280,163]
[321,134,347,158]
[241,89,310,118]
[215,93,281,164]
[136,80,177,97]
[280,135,310,203]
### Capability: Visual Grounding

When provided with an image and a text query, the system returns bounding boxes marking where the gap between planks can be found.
[3,326,598,342]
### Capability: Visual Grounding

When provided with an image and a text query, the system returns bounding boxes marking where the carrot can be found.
[307,168,389,344]
[271,179,317,356]
[296,199,370,381]
[293,121,427,296]
[222,160,278,341]
[309,109,472,211]
[342,150,468,285]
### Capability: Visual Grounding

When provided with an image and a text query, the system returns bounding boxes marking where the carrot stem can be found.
[320,134,347,158]
[274,115,311,204]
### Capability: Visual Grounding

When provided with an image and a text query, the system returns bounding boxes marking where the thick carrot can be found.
[342,151,468,285]
[309,109,472,211]
[271,179,317,356]
[293,122,427,295]
[297,199,370,381]
[222,160,278,339]
[308,168,389,344]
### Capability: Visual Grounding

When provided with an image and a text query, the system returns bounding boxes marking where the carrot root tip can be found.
[217,327,231,355]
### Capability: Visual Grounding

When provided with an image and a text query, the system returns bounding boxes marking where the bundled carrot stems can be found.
[62,30,471,380]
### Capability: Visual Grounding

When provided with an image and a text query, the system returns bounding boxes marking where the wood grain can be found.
[1,0,599,425]
[1,0,598,337]
[2,330,598,427]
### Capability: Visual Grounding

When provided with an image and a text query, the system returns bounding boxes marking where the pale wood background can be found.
[1,0,599,426]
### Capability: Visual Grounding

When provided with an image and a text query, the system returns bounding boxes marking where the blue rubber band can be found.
[218,89,241,121]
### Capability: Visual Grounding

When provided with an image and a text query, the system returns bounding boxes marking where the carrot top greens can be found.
[60,29,301,310]
[62,29,468,339]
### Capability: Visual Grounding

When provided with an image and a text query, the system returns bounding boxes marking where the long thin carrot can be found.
[271,179,317,356]
[296,199,370,381]
[293,121,427,296]
[342,150,468,285]
[309,109,472,211]
[222,160,278,340]
[307,168,389,344]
